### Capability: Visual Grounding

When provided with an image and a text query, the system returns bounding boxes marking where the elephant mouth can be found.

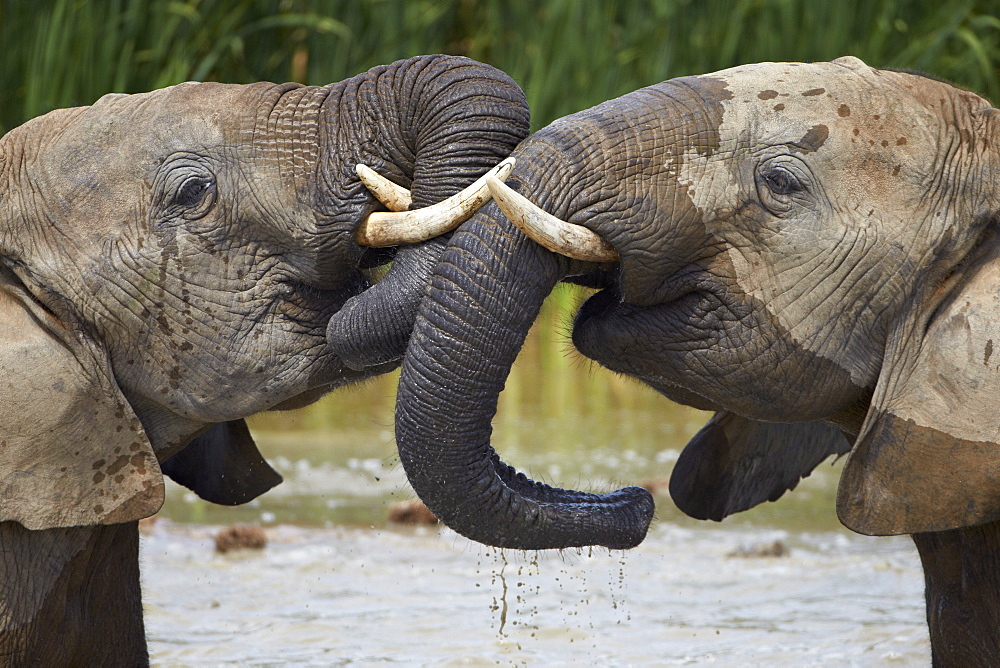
[357,245,397,271]
[271,354,400,411]
[571,269,716,379]
[282,270,370,319]
[570,267,711,329]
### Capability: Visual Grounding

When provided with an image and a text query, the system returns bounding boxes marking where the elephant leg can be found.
[0,520,147,666]
[913,521,1000,666]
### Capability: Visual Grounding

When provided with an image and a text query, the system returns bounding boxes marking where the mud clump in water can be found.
[727,540,789,559]
[388,498,439,525]
[138,515,158,534]
[639,478,670,495]
[214,524,267,553]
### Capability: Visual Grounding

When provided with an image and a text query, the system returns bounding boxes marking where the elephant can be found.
[0,54,528,664]
[362,56,1000,664]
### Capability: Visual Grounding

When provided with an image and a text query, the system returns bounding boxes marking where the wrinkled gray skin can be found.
[0,55,528,664]
[372,57,1000,663]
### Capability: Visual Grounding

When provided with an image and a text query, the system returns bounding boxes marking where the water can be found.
[142,519,926,665]
[141,402,930,664]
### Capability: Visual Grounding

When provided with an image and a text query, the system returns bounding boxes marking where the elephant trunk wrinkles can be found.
[323,55,530,370]
[395,158,654,550]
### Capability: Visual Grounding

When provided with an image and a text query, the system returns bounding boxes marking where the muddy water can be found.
[143,520,926,666]
[142,390,929,664]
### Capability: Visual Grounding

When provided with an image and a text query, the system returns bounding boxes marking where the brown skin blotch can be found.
[93,472,105,484]
[130,454,147,475]
[92,459,106,470]
[882,140,889,147]
[986,339,994,366]
[758,90,779,100]
[853,128,860,136]
[838,104,851,117]
[897,137,907,145]
[93,505,104,515]
[873,114,880,120]
[892,165,901,176]
[106,455,130,475]
[774,103,785,111]
[801,87,825,96]
[796,124,829,152]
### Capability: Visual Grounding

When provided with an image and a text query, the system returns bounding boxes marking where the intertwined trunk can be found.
[394,154,654,549]
[321,55,531,370]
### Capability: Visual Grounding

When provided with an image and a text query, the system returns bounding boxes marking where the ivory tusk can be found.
[356,157,516,247]
[486,177,619,263]
[356,164,412,212]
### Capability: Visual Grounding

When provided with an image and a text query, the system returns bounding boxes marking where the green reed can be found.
[2,0,997,134]
[2,0,997,431]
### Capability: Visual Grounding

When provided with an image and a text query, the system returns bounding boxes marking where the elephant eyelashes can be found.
[175,176,214,208]
[154,156,218,222]
[761,168,800,195]
[166,175,217,221]
[755,158,809,214]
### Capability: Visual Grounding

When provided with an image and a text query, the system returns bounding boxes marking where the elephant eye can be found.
[174,176,215,208]
[755,158,810,214]
[761,167,801,196]
[155,156,219,222]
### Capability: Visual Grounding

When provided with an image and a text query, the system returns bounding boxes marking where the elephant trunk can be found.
[323,55,531,370]
[395,158,654,550]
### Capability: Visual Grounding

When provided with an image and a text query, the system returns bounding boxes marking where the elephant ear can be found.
[670,411,851,521]
[0,268,163,529]
[161,420,282,505]
[838,243,1000,535]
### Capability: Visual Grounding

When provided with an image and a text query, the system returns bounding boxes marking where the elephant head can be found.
[0,54,529,531]
[375,56,1000,550]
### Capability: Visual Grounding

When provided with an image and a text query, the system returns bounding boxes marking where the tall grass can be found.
[2,0,997,432]
[2,0,997,134]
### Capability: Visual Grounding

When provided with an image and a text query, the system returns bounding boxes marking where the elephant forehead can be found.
[20,83,282,239]
[701,59,940,177]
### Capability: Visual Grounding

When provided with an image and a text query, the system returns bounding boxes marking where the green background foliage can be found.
[1,0,997,135]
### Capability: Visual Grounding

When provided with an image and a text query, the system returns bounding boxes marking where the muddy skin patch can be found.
[839,413,1000,535]
[794,124,829,153]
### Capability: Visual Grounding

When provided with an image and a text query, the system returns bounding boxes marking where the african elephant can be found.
[0,54,528,664]
[370,57,1000,663]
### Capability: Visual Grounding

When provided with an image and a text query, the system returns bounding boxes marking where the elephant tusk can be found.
[356,157,516,247]
[356,164,412,212]
[486,177,619,263]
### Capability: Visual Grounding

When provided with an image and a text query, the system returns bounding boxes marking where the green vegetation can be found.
[2,0,997,429]
[2,0,997,134]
